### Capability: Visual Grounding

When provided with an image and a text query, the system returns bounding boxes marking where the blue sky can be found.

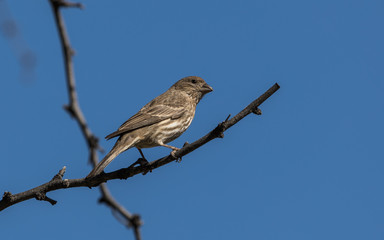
[1,0,383,239]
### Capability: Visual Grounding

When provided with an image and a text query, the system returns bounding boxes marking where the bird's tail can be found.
[86,136,136,178]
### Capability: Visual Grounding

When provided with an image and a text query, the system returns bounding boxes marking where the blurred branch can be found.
[0,0,37,81]
[48,0,142,239]
[0,82,280,211]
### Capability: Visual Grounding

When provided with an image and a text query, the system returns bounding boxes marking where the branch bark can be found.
[0,82,279,211]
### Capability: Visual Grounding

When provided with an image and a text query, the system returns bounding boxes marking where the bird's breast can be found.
[158,113,194,144]
[135,110,195,149]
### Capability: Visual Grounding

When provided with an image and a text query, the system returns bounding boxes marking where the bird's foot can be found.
[137,157,149,167]
[142,164,154,175]
[171,148,182,162]
[128,157,149,169]
[128,158,153,175]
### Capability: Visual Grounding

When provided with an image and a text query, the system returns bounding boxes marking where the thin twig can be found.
[48,1,142,239]
[0,82,280,211]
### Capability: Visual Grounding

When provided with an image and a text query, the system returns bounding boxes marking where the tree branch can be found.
[0,82,279,212]
[48,1,142,238]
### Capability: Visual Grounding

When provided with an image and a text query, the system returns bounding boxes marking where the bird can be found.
[86,76,213,178]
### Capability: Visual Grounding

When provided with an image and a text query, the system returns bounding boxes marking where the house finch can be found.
[86,76,213,178]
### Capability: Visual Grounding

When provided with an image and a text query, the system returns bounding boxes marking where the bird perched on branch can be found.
[86,76,213,178]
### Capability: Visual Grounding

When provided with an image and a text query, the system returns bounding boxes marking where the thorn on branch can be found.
[66,47,76,57]
[214,116,229,139]
[52,166,67,181]
[89,135,101,151]
[130,214,143,228]
[63,104,76,118]
[35,192,57,205]
[69,48,76,56]
[2,192,13,203]
[252,107,262,115]
[52,0,84,9]
[98,196,108,204]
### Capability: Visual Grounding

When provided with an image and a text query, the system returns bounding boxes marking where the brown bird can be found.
[86,76,213,178]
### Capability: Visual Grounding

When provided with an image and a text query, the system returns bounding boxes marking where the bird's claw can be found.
[142,165,153,175]
[128,158,153,175]
[128,157,149,169]
[137,157,149,167]
[170,149,178,158]
[171,149,182,162]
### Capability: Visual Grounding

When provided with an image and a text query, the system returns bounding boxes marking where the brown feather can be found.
[105,92,188,140]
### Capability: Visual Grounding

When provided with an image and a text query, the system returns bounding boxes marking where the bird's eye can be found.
[191,79,197,84]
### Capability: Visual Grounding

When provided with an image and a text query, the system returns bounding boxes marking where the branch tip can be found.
[35,192,57,205]
[89,135,101,151]
[69,48,76,56]
[252,108,262,115]
[98,196,106,204]
[52,0,84,9]
[2,192,13,202]
[215,121,226,138]
[63,104,75,117]
[131,214,143,228]
[225,114,231,122]
[52,166,67,180]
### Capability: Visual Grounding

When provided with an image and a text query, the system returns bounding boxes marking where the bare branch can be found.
[49,0,100,153]
[0,82,279,212]
[99,183,143,237]
[48,1,142,238]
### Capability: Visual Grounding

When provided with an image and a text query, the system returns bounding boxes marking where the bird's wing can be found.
[105,103,186,140]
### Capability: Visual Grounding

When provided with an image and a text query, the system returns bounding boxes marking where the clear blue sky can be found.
[1,0,383,239]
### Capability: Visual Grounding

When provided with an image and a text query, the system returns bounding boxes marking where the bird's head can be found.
[172,76,213,102]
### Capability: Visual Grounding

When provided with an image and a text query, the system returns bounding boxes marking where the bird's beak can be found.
[201,83,213,93]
